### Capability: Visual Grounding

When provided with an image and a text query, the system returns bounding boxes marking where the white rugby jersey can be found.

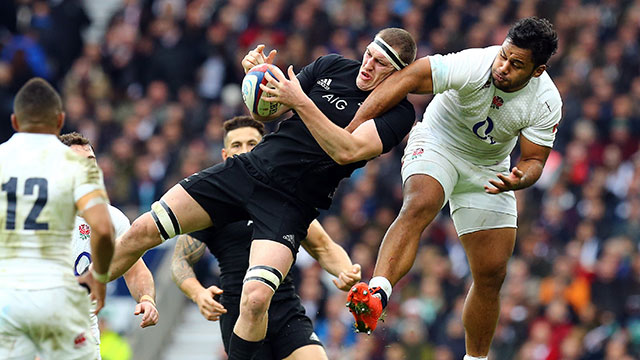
[422,45,562,166]
[72,204,130,340]
[71,205,130,277]
[0,133,106,289]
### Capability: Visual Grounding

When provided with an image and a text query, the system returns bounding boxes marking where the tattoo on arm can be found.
[171,235,207,287]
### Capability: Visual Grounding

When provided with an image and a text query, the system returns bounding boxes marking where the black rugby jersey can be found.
[245,54,415,209]
[190,221,296,302]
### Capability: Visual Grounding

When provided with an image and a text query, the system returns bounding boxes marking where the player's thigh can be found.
[0,334,37,360]
[448,152,518,235]
[284,345,328,360]
[159,183,213,234]
[1,287,98,360]
[0,290,38,360]
[459,226,516,283]
[248,184,318,279]
[401,135,457,213]
[248,240,294,281]
[176,158,255,233]
[38,287,99,360]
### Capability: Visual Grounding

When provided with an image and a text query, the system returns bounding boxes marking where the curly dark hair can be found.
[507,17,558,67]
[58,131,90,147]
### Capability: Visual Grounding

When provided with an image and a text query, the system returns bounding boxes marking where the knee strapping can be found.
[243,265,284,293]
[150,200,181,241]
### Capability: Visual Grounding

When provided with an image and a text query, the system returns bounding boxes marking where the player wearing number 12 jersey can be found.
[0,78,114,360]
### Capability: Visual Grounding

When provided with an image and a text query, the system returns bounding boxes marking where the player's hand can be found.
[242,44,277,73]
[333,264,362,291]
[134,299,159,328]
[77,269,107,315]
[195,285,227,321]
[260,65,308,109]
[485,166,524,194]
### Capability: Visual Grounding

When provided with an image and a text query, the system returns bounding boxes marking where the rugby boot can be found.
[346,282,383,334]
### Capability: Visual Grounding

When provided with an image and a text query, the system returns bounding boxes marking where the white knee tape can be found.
[243,265,284,293]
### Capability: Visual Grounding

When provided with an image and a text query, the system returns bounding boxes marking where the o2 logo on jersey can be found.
[472,117,497,144]
[74,251,91,276]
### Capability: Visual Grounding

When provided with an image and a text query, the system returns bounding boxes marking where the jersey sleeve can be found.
[72,156,107,208]
[297,54,342,92]
[108,206,131,238]
[429,47,496,94]
[373,98,416,154]
[521,92,562,148]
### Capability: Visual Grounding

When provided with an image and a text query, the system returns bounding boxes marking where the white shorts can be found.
[401,124,517,236]
[0,285,99,360]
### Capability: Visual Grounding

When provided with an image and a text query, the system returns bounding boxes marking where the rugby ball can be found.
[241,64,284,117]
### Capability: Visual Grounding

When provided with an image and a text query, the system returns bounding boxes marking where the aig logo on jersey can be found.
[322,94,349,110]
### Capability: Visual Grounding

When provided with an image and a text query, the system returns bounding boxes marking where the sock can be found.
[463,355,488,360]
[228,332,262,360]
[369,276,392,308]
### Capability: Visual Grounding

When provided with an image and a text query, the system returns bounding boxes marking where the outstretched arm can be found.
[346,57,434,132]
[485,134,551,194]
[171,234,226,321]
[261,66,384,165]
[301,220,361,291]
[123,259,158,327]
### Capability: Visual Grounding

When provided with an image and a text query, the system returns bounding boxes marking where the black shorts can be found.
[219,295,323,359]
[180,156,319,257]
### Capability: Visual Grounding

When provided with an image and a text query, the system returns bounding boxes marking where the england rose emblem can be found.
[79,224,91,241]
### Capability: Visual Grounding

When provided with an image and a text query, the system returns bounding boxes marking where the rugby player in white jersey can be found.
[345,17,562,360]
[0,78,114,360]
[58,132,158,356]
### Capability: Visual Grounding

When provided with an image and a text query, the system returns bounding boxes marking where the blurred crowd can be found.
[2,0,640,359]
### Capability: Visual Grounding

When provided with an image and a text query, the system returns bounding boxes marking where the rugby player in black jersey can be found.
[170,116,360,359]
[104,28,416,360]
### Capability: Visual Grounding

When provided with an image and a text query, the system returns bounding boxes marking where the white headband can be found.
[369,36,408,71]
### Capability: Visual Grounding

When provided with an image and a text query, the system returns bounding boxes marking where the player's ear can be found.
[56,112,66,131]
[221,148,228,161]
[532,64,546,78]
[10,114,19,131]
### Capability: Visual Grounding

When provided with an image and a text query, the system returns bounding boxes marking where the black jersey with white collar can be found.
[245,54,415,209]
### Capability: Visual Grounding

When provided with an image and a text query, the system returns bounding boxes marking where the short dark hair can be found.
[377,28,417,66]
[13,77,63,126]
[507,17,558,67]
[59,132,91,147]
[223,116,265,139]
